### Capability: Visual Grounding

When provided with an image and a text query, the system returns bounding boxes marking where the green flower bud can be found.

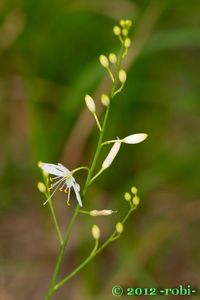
[120,19,126,27]
[116,222,124,234]
[119,69,127,83]
[124,192,131,201]
[125,20,132,27]
[124,38,131,48]
[131,186,138,195]
[92,224,100,239]
[133,195,140,206]
[113,26,121,36]
[109,53,117,64]
[99,55,109,68]
[101,94,110,107]
[37,182,46,193]
[122,28,128,36]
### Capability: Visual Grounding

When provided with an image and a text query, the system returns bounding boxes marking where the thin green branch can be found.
[48,200,64,245]
[45,205,80,300]
[43,176,63,246]
[72,166,90,174]
[54,206,135,291]
[94,113,102,131]
[89,168,104,185]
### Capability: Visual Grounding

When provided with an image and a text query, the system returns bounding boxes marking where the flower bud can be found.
[116,222,124,234]
[99,55,109,68]
[102,140,121,169]
[109,53,117,64]
[120,19,126,27]
[92,224,100,239]
[90,210,116,216]
[85,94,96,114]
[133,195,140,206]
[122,28,128,36]
[113,26,121,36]
[122,133,148,144]
[124,38,131,48]
[101,94,110,107]
[37,182,46,193]
[131,186,138,194]
[119,69,127,83]
[124,192,131,201]
[126,20,132,27]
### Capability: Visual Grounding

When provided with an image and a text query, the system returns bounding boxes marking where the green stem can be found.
[45,105,110,300]
[83,105,110,196]
[45,204,80,300]
[45,30,126,299]
[48,200,63,245]
[93,113,102,131]
[89,168,104,185]
[72,166,90,174]
[101,139,120,146]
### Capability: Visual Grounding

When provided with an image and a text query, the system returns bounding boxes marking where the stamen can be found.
[64,189,68,194]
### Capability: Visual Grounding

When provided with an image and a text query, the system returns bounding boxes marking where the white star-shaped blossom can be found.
[38,162,82,207]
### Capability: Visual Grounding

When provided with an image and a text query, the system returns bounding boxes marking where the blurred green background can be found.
[0,0,200,299]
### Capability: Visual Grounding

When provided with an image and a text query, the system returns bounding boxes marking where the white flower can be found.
[38,162,82,206]
[102,140,121,169]
[122,133,148,144]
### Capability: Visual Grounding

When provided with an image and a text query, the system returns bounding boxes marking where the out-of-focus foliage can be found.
[0,0,199,299]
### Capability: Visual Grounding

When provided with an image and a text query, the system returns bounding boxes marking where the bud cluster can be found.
[124,185,140,207]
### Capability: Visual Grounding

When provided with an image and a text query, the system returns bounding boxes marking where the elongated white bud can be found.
[90,210,116,216]
[99,55,109,68]
[119,69,127,83]
[102,140,121,169]
[92,224,100,239]
[122,133,148,144]
[85,94,96,113]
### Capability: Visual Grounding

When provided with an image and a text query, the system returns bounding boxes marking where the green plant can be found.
[37,19,147,300]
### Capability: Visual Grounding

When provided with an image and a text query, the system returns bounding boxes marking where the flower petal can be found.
[39,162,69,176]
[72,183,83,206]
[102,140,121,169]
[123,133,148,144]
